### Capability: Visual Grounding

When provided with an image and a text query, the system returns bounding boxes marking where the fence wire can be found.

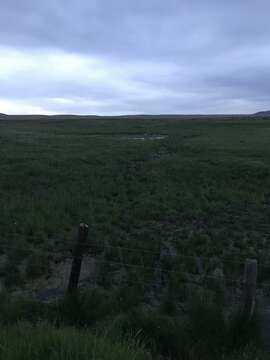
[0,233,269,306]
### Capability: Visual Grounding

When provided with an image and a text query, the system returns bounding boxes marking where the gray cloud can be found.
[0,0,269,114]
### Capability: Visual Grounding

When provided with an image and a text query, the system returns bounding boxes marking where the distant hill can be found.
[0,113,7,116]
[254,110,270,116]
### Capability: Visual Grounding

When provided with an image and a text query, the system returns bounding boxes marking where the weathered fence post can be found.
[118,246,124,266]
[243,258,258,319]
[68,223,88,293]
[195,256,204,275]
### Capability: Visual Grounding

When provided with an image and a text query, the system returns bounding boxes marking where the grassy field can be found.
[1,116,270,280]
[1,115,270,358]
[0,321,150,360]
[0,321,266,360]
[1,116,270,256]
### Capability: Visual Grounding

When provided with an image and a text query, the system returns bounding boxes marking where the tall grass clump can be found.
[0,322,150,360]
[119,292,264,360]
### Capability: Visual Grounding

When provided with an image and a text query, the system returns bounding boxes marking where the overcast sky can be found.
[0,0,269,115]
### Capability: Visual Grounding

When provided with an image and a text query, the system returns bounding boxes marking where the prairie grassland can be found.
[0,116,270,260]
[0,116,270,359]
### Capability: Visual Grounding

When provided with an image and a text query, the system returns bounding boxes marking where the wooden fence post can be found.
[243,258,257,319]
[195,256,204,275]
[68,223,89,293]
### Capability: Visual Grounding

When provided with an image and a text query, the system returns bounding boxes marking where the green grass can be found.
[1,117,270,257]
[0,289,266,359]
[1,116,270,284]
[0,116,270,358]
[0,117,270,287]
[0,314,266,360]
[0,322,150,360]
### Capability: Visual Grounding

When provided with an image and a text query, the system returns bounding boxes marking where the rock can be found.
[160,243,177,260]
[212,267,224,279]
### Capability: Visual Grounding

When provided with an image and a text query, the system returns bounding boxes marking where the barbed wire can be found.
[2,233,270,269]
[83,243,248,267]
[3,245,269,274]
[1,235,270,290]
[83,258,244,285]
[0,244,71,257]
[76,242,270,269]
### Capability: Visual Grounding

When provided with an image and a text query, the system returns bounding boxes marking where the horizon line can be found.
[0,112,268,117]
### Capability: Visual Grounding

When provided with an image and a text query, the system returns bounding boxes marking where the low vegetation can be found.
[0,288,267,359]
[0,322,150,360]
[0,116,270,358]
[1,117,270,261]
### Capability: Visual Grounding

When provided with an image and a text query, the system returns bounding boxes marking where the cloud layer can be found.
[0,0,269,114]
